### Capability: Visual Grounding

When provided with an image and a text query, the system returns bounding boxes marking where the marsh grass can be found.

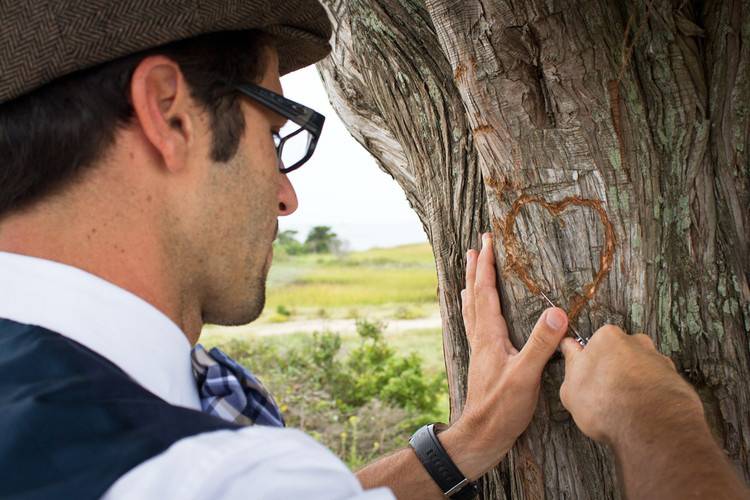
[263,243,438,313]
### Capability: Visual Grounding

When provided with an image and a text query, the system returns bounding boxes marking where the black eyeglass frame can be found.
[232,82,325,174]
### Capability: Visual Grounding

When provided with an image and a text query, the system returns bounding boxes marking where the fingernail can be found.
[466,250,471,263]
[545,308,567,331]
[482,233,490,247]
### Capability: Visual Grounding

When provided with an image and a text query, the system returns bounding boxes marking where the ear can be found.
[129,56,195,173]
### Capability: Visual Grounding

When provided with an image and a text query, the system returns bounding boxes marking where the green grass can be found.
[341,243,436,265]
[264,243,438,311]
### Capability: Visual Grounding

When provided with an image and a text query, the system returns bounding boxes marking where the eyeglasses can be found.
[232,82,325,174]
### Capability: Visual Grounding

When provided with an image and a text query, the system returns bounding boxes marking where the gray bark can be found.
[315,1,750,498]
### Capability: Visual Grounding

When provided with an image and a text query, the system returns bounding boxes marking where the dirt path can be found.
[214,313,443,337]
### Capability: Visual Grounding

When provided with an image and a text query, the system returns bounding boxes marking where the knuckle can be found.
[632,333,654,347]
[473,286,498,307]
[662,355,676,369]
[473,280,493,293]
[594,324,625,341]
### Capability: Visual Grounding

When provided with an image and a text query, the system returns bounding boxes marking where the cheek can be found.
[231,133,281,234]
[240,173,278,238]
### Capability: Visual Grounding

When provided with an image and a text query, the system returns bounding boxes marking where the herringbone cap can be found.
[0,0,332,104]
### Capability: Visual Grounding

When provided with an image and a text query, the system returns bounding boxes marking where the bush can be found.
[392,306,426,320]
[346,308,360,319]
[275,230,308,255]
[209,319,446,468]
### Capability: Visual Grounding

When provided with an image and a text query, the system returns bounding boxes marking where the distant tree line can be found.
[275,225,346,255]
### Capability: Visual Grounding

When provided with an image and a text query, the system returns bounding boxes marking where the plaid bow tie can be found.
[191,344,285,427]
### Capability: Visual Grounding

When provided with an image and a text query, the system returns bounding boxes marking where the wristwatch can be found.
[409,423,478,499]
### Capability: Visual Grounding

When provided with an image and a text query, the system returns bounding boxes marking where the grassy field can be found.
[259,242,439,320]
[201,242,450,423]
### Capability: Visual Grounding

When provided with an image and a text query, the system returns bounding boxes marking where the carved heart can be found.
[500,194,616,323]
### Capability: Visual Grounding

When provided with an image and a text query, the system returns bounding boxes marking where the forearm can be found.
[356,447,443,499]
[612,404,748,499]
[356,427,489,499]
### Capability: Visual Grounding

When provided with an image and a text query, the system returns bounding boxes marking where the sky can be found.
[278,66,427,251]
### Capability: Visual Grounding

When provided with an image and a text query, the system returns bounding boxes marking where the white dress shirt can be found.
[0,252,394,500]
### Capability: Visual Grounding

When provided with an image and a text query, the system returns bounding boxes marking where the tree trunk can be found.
[315,1,750,498]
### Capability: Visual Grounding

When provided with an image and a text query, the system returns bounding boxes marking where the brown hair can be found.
[0,30,271,216]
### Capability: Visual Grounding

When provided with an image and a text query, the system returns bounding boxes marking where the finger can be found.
[461,289,474,340]
[462,250,477,334]
[473,234,508,342]
[560,337,583,374]
[518,307,570,376]
[473,233,495,289]
[559,381,570,410]
[465,248,478,290]
[560,337,583,359]
[473,233,500,309]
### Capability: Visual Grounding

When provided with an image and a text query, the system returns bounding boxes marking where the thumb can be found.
[518,307,569,375]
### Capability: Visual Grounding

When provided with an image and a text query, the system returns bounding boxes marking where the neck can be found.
[0,189,203,343]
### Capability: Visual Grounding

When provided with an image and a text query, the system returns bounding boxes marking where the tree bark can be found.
[315,1,750,498]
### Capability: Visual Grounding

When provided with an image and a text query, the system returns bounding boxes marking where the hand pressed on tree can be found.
[438,233,569,479]
[358,233,590,498]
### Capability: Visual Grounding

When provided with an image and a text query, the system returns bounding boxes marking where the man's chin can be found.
[209,306,264,327]
[204,283,266,327]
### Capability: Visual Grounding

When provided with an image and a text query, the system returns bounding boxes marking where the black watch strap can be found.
[409,423,478,499]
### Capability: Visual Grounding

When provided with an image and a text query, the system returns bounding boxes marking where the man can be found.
[0,1,746,499]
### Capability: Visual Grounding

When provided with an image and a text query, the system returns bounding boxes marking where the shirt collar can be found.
[0,251,201,410]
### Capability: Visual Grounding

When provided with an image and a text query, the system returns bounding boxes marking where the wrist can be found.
[438,420,508,481]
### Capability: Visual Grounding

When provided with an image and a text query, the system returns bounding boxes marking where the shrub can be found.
[276,304,292,317]
[208,319,446,468]
[392,306,426,320]
[346,308,360,319]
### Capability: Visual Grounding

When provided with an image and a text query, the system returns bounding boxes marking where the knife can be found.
[539,290,589,347]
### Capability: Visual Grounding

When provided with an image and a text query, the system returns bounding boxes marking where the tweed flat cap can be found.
[0,0,332,104]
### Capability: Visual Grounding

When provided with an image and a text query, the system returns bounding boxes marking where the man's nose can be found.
[278,171,298,215]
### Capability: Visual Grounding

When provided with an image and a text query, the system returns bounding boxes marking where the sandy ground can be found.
[213,313,443,337]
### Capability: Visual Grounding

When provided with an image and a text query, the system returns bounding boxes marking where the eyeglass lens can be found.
[277,121,313,170]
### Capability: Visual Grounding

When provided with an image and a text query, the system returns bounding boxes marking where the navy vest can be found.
[0,319,241,500]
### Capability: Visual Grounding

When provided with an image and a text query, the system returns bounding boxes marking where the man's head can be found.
[121,32,299,328]
[0,3,331,337]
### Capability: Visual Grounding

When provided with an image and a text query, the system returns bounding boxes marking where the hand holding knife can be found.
[539,291,589,347]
